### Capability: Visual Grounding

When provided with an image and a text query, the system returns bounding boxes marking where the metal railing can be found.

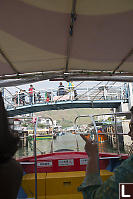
[73,112,131,155]
[10,110,131,199]
[3,84,128,109]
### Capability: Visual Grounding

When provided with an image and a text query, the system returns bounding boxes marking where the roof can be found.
[0,0,133,81]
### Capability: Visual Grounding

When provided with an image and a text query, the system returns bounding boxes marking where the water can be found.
[15,133,118,159]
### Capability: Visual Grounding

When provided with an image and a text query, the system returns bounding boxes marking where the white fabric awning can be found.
[0,0,133,80]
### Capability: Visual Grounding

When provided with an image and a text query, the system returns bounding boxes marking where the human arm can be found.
[79,155,133,199]
[78,135,102,198]
[78,135,133,199]
[80,134,99,174]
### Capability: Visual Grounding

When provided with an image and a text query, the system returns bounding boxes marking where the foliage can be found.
[37,123,47,129]
[35,108,112,128]
[21,122,28,127]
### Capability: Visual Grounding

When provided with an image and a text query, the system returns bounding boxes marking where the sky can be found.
[2,80,126,103]
[5,80,124,95]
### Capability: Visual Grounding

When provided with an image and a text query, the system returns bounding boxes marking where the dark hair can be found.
[0,92,19,163]
[130,106,133,113]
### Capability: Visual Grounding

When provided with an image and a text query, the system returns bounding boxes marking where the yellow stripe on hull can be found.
[22,170,113,198]
[36,136,52,140]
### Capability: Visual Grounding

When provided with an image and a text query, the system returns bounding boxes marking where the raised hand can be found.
[80,134,99,174]
[80,134,98,158]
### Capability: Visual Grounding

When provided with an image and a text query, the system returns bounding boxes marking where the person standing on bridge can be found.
[67,81,75,100]
[37,91,41,103]
[28,84,35,105]
[12,91,18,107]
[19,89,26,106]
[57,82,65,96]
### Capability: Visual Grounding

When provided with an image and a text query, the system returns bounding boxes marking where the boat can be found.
[95,126,107,143]
[79,126,107,143]
[18,151,128,199]
[28,116,55,140]
[17,112,130,199]
[36,134,53,140]
[28,130,53,140]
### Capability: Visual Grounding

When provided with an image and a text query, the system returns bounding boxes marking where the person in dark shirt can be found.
[57,82,65,96]
[37,91,41,103]
[19,89,26,106]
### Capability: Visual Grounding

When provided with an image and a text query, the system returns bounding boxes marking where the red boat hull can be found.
[18,152,128,174]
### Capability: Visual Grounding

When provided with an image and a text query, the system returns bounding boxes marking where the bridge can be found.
[7,99,125,116]
[4,82,129,116]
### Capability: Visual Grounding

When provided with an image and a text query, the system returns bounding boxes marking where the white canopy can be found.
[0,0,133,80]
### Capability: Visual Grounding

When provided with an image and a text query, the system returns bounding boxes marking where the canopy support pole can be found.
[0,48,18,73]
[112,48,133,74]
[65,0,77,73]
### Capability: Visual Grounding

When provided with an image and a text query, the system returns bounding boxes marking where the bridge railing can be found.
[4,86,127,109]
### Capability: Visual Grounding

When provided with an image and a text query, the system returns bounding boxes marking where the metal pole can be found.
[75,133,79,151]
[90,115,100,174]
[33,91,34,104]
[33,117,38,199]
[51,89,54,102]
[18,92,20,106]
[74,115,100,174]
[114,115,120,154]
[42,117,54,153]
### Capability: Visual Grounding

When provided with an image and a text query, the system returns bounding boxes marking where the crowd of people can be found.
[12,82,77,107]
[12,84,50,106]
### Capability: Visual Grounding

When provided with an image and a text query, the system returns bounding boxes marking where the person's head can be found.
[0,92,19,161]
[128,107,133,141]
[30,84,33,88]
[60,82,62,86]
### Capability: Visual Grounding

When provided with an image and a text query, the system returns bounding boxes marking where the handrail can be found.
[92,112,130,117]
[19,156,121,165]
[33,117,38,199]
[74,132,129,135]
[73,110,131,171]
[74,114,100,174]
[4,83,127,110]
